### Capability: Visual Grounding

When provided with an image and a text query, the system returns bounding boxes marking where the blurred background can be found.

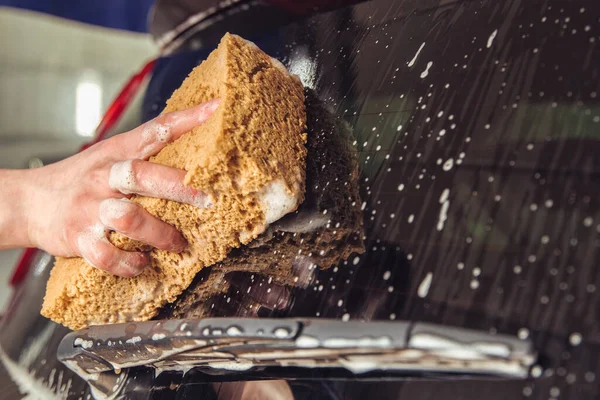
[0,0,157,312]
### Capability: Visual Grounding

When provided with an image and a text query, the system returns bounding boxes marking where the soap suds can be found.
[76,224,109,267]
[138,121,172,159]
[296,335,320,348]
[125,336,142,345]
[109,160,211,208]
[73,338,93,349]
[109,160,136,194]
[259,180,300,225]
[98,198,135,229]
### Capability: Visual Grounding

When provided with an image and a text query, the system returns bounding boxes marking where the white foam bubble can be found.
[139,121,172,159]
[98,198,134,228]
[73,337,94,349]
[109,160,137,194]
[126,336,142,344]
[77,224,108,266]
[259,180,300,225]
[296,335,320,348]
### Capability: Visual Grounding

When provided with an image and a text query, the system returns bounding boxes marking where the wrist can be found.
[0,168,42,249]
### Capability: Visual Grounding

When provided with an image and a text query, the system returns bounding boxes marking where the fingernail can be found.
[172,236,188,253]
[120,257,147,277]
[198,98,221,120]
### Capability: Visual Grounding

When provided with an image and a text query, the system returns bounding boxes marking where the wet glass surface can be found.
[141,0,600,397]
[1,0,599,399]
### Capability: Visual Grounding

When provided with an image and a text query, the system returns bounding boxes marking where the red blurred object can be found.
[9,59,156,287]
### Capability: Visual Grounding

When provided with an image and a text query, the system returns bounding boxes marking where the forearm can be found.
[0,168,36,249]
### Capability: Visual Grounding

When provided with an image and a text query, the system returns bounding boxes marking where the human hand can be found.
[25,99,220,277]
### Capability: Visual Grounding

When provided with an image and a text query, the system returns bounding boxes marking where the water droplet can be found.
[226,326,244,336]
[383,271,391,280]
[569,332,582,346]
[417,272,433,298]
[342,313,350,321]
[486,29,498,48]
[397,184,405,191]
[513,265,522,274]
[420,61,433,78]
[585,372,595,382]
[470,279,479,289]
[518,328,529,340]
[273,327,291,338]
[531,365,543,378]
[443,158,454,171]
[457,262,465,270]
[541,235,550,244]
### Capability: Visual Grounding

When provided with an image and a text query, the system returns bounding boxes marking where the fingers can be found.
[119,99,220,160]
[77,225,149,277]
[99,198,186,252]
[108,159,211,208]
